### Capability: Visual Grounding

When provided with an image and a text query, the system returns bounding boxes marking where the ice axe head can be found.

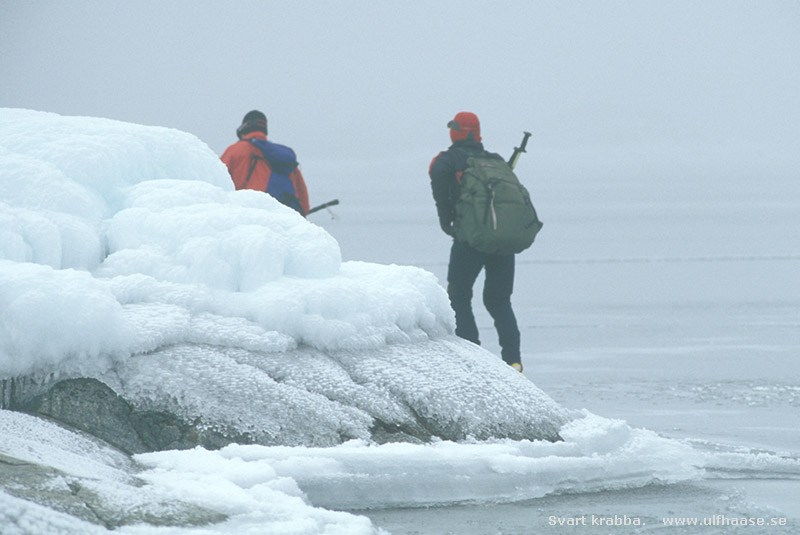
[519,131,532,152]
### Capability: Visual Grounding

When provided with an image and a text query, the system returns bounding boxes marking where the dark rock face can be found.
[20,378,149,454]
[18,378,244,454]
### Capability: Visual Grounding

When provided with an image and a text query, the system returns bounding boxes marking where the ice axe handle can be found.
[306,199,340,216]
[508,131,532,170]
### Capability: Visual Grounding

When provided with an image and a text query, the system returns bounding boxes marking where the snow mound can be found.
[0,108,449,377]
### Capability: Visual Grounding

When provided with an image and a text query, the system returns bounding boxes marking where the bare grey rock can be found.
[0,446,226,531]
[17,377,249,454]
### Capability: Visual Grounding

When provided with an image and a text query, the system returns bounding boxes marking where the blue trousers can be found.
[447,240,521,365]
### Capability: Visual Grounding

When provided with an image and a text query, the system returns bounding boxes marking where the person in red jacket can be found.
[429,112,523,373]
[221,110,310,215]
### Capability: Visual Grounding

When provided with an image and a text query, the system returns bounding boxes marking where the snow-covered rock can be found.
[0,108,567,448]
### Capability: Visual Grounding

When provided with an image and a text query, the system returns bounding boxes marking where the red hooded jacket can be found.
[220,131,310,215]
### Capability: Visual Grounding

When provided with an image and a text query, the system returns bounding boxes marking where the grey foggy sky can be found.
[2,0,799,162]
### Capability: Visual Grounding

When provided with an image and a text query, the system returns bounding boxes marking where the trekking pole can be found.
[508,131,532,170]
[306,198,340,216]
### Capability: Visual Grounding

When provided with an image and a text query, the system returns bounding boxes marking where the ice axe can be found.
[507,131,532,170]
[306,198,340,217]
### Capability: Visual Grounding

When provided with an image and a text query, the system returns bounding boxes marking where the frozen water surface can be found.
[305,126,800,532]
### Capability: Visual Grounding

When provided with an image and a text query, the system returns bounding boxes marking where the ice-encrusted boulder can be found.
[105,337,566,447]
[10,337,566,453]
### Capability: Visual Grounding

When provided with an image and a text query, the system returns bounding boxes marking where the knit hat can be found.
[236,110,268,139]
[447,111,481,143]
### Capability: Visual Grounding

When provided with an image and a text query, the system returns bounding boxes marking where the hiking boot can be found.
[510,362,523,373]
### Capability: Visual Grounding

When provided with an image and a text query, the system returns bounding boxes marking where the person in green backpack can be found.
[429,112,530,373]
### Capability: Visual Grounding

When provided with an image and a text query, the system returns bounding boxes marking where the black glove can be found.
[439,218,455,237]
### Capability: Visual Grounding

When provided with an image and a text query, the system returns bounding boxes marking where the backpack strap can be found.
[243,139,298,193]
[243,152,265,190]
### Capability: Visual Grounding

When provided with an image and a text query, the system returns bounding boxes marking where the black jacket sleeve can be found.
[429,151,457,234]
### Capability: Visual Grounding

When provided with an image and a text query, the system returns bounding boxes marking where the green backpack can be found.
[454,153,543,255]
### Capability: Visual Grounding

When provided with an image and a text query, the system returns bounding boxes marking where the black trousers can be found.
[447,240,521,365]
